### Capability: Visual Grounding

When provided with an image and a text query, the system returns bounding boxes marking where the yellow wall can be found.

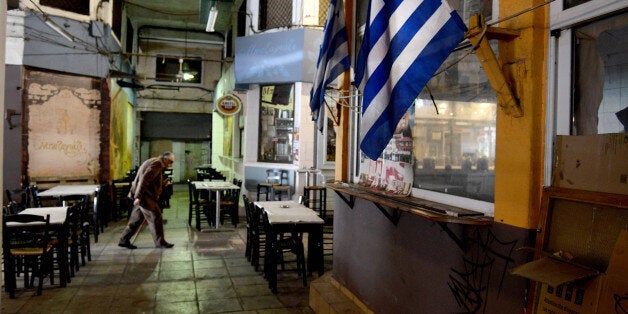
[109,82,135,180]
[493,1,548,228]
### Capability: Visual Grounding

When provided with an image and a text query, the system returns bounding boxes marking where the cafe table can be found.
[254,200,324,293]
[193,181,240,229]
[5,207,70,288]
[38,184,99,204]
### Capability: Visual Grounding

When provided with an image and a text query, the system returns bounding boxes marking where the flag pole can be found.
[335,0,353,183]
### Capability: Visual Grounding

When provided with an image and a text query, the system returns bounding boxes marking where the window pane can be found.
[413,48,497,203]
[259,84,295,163]
[564,0,593,9]
[155,57,202,84]
[573,11,628,134]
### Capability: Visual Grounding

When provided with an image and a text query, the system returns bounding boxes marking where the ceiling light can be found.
[44,16,74,42]
[205,6,218,32]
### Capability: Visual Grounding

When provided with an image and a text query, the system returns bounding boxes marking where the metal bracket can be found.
[374,203,401,226]
[437,222,466,251]
[5,109,21,129]
[466,14,522,117]
[333,190,354,208]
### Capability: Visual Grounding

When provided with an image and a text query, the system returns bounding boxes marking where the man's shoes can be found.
[157,242,174,249]
[118,242,137,249]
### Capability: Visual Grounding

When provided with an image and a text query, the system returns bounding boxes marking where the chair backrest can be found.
[243,195,251,224]
[3,214,51,253]
[266,169,281,184]
[187,179,194,203]
[28,185,43,208]
[6,189,31,210]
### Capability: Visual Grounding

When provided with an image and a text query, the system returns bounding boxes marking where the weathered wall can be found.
[332,197,532,313]
[25,69,106,183]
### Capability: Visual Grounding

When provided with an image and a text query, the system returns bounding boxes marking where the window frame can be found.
[349,0,499,216]
[545,0,628,185]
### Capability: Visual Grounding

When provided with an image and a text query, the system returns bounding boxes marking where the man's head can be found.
[160,151,175,168]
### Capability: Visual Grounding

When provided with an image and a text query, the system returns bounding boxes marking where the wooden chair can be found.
[3,214,54,298]
[59,195,91,265]
[243,195,253,261]
[219,179,242,227]
[262,210,307,293]
[304,186,332,256]
[6,188,31,211]
[111,180,132,220]
[189,180,211,230]
[28,185,43,208]
[250,203,266,271]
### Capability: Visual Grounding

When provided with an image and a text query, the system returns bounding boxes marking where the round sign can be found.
[215,94,242,116]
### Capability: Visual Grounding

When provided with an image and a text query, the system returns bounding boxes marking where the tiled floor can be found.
[2,185,329,313]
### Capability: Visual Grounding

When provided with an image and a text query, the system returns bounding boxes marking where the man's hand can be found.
[134,198,140,206]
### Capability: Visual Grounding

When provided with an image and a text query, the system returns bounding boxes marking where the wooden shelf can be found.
[327,182,492,226]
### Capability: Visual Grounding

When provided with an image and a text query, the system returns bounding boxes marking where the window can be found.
[572,12,628,135]
[40,0,89,15]
[412,48,497,203]
[155,56,202,84]
[547,0,627,182]
[258,84,295,163]
[259,0,293,30]
[353,0,497,211]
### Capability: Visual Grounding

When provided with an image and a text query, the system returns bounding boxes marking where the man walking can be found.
[118,152,175,249]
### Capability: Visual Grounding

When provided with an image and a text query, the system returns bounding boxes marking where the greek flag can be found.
[310,0,350,132]
[355,0,467,160]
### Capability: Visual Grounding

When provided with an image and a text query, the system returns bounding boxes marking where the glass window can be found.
[412,47,497,203]
[354,0,497,205]
[259,84,295,163]
[572,12,628,134]
[155,56,202,84]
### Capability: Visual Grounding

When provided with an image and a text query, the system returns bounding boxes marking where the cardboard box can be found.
[511,230,628,314]
[553,133,628,195]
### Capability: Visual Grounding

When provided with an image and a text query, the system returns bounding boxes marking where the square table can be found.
[193,181,240,229]
[38,185,99,203]
[5,207,70,288]
[254,201,324,293]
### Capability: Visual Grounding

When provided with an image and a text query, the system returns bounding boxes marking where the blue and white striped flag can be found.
[355,0,467,160]
[310,0,350,132]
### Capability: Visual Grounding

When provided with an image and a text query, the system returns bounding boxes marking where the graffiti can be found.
[37,139,88,157]
[448,228,519,313]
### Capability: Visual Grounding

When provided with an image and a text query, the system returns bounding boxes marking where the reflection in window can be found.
[258,84,295,163]
[413,48,497,203]
[326,116,336,162]
[573,11,628,134]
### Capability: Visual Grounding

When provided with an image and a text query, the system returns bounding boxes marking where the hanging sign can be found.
[215,94,242,116]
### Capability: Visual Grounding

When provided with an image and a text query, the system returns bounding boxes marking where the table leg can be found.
[215,191,221,228]
[308,225,324,276]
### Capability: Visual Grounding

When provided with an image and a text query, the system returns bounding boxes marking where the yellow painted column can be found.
[493,1,548,228]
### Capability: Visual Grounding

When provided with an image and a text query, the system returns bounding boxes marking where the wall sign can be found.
[215,94,242,116]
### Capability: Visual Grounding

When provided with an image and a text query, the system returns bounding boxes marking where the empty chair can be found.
[243,195,253,261]
[272,170,292,201]
[6,188,31,211]
[262,209,307,293]
[250,202,266,271]
[111,180,132,220]
[60,195,92,265]
[3,214,54,298]
[93,183,110,240]
[304,186,332,256]
[219,179,242,227]
[28,185,43,208]
[189,180,211,231]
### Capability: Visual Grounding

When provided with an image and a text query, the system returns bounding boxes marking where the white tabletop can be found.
[6,207,68,226]
[254,201,323,224]
[38,185,99,197]
[193,181,240,190]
